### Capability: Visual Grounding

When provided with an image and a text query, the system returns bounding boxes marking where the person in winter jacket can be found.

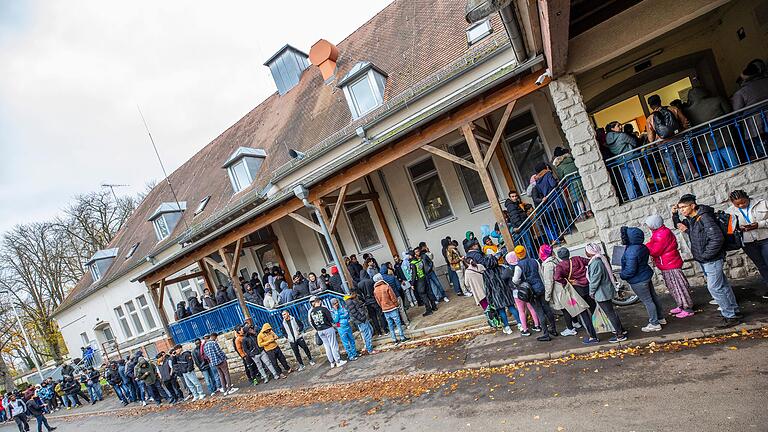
[329,266,344,294]
[462,231,477,254]
[134,358,162,405]
[504,191,532,232]
[171,345,204,400]
[553,248,599,342]
[674,194,741,327]
[440,238,464,296]
[7,393,31,432]
[464,239,517,330]
[502,252,536,336]
[684,87,731,126]
[620,226,664,332]
[188,296,205,314]
[346,291,374,354]
[258,323,292,375]
[106,362,130,406]
[347,255,363,285]
[510,246,556,341]
[25,392,56,432]
[645,214,693,317]
[606,121,649,201]
[155,352,183,403]
[357,271,386,336]
[420,242,448,303]
[373,278,408,344]
[585,243,627,343]
[281,311,314,370]
[330,298,358,361]
[202,289,217,309]
[409,247,437,316]
[278,284,296,305]
[203,333,238,395]
[242,325,280,382]
[307,272,327,295]
[84,367,103,403]
[728,190,768,297]
[308,296,346,368]
[215,286,230,305]
[292,272,310,298]
[732,60,768,111]
[125,351,145,404]
[243,284,263,305]
[379,264,410,326]
[191,339,218,395]
[398,252,417,307]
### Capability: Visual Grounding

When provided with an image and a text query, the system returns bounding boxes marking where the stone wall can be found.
[552,73,766,287]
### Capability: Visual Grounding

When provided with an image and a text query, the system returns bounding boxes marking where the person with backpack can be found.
[645,214,694,317]
[646,94,691,185]
[512,246,557,341]
[506,250,549,340]
[554,248,600,344]
[619,226,665,332]
[727,190,768,298]
[346,291,375,355]
[465,238,517,332]
[674,194,742,328]
[442,237,465,296]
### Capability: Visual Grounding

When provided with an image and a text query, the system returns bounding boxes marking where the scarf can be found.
[585,242,617,285]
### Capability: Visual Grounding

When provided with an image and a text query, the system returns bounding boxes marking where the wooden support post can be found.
[218,239,251,320]
[461,124,515,248]
[148,282,173,341]
[271,238,292,288]
[164,271,204,286]
[483,101,516,167]
[328,184,348,234]
[371,193,398,258]
[288,212,323,233]
[197,259,215,293]
[314,200,355,291]
[422,144,479,171]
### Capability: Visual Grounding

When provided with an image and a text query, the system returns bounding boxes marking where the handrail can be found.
[605,99,768,164]
[514,172,580,230]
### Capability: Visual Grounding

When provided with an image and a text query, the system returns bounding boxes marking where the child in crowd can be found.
[645,214,694,318]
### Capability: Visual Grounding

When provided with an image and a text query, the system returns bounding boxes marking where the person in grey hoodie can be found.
[605,121,648,200]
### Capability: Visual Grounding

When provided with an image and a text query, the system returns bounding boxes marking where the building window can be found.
[148,202,186,242]
[450,141,489,210]
[135,295,157,330]
[80,332,89,347]
[101,325,115,342]
[153,216,170,240]
[223,148,266,194]
[178,279,196,303]
[505,111,548,188]
[194,196,211,216]
[229,159,252,192]
[125,242,140,259]
[339,62,387,119]
[344,202,380,251]
[124,300,144,334]
[407,157,453,225]
[466,19,492,45]
[114,306,133,339]
[89,264,101,281]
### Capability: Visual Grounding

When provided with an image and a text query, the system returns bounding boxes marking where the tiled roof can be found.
[55,0,506,315]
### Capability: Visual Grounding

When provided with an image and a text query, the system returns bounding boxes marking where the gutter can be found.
[133,53,544,283]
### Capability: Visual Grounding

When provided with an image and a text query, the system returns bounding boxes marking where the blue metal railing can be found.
[512,172,590,257]
[168,291,346,344]
[605,100,768,203]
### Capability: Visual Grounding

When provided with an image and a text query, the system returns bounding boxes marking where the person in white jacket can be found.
[728,190,768,298]
[281,311,315,371]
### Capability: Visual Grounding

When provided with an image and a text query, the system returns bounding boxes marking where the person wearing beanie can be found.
[503,252,540,337]
[554,247,600,344]
[512,248,557,341]
[465,238,516,332]
[644,214,693,318]
[328,265,344,294]
[585,243,627,343]
[539,245,585,337]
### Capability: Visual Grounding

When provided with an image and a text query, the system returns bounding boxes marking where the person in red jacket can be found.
[645,214,693,318]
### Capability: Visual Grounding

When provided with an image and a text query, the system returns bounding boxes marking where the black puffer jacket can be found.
[357,273,376,306]
[346,297,369,325]
[504,199,530,229]
[673,205,724,263]
[105,365,123,386]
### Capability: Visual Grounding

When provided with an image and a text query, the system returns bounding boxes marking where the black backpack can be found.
[513,281,534,303]
[714,210,744,251]
[652,107,681,139]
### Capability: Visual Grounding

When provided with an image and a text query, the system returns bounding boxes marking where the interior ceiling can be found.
[569,0,644,38]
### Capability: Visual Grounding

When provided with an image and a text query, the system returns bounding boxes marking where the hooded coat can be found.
[134,360,158,385]
[174,303,190,320]
[552,153,578,179]
[293,277,310,298]
[504,198,530,229]
[357,271,377,306]
[673,205,725,263]
[346,296,370,325]
[188,297,205,314]
[465,248,515,309]
[379,265,400,297]
[684,87,731,126]
[463,262,486,305]
[619,227,654,284]
[462,231,476,254]
[257,323,279,351]
[646,224,684,270]
[605,130,637,162]
[373,279,399,312]
[308,276,327,295]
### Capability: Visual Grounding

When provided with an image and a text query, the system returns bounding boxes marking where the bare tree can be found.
[0,308,19,391]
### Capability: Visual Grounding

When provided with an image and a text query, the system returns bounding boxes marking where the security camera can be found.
[288,149,306,160]
[535,69,552,86]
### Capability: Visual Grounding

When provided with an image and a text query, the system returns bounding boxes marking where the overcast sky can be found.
[0,0,392,234]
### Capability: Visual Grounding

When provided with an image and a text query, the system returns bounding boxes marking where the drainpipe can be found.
[292,185,350,294]
[466,0,528,62]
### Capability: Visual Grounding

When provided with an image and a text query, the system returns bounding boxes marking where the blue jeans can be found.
[661,147,684,185]
[113,383,130,403]
[64,394,78,407]
[357,321,374,352]
[619,159,649,200]
[630,280,664,325]
[497,306,521,327]
[338,326,358,359]
[135,379,146,401]
[700,260,740,318]
[383,310,406,341]
[87,382,103,401]
[427,272,446,300]
[201,367,218,395]
[34,414,50,432]
[446,268,463,295]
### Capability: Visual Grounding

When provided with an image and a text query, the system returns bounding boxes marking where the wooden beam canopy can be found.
[422,144,479,172]
[288,212,323,234]
[314,200,355,292]
[538,0,571,78]
[164,271,204,286]
[140,70,546,286]
[483,101,516,167]
[328,184,348,234]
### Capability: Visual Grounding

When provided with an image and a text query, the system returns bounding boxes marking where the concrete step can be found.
[563,230,585,245]
[574,216,596,232]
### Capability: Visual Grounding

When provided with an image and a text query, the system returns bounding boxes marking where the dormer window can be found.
[87,248,119,282]
[222,147,267,193]
[148,202,186,241]
[466,19,492,45]
[338,62,387,119]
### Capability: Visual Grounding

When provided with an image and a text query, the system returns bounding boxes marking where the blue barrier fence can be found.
[168,291,346,344]
[605,100,768,203]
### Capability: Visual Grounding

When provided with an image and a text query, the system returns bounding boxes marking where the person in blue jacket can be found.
[619,226,665,332]
[331,298,359,361]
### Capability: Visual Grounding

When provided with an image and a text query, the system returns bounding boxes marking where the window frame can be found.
[124,300,145,335]
[502,107,552,191]
[343,69,384,119]
[114,306,133,339]
[448,140,491,211]
[343,200,381,252]
[228,159,253,193]
[135,294,157,330]
[194,195,211,216]
[89,264,101,281]
[405,156,455,227]
[466,19,493,45]
[152,214,171,241]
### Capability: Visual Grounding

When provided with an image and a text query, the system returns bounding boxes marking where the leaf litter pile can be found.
[103,327,767,418]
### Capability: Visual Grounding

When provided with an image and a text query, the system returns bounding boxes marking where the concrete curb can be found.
[371,314,486,345]
[462,320,768,370]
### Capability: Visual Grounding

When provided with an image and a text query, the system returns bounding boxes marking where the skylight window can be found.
[125,242,140,259]
[195,196,211,216]
[148,202,186,242]
[467,19,492,45]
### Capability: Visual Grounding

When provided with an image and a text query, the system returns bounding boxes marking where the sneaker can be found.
[227,387,239,395]
[572,321,582,329]
[309,360,316,366]
[641,323,662,332]
[348,356,358,361]
[560,328,578,337]
[369,350,377,355]
[141,401,147,407]
[274,374,281,380]
[66,407,71,411]
[263,376,270,384]
[531,326,542,332]
[709,299,718,305]
[502,326,513,335]
[520,329,531,337]
[443,298,450,303]
[298,365,305,372]
[218,388,226,394]
[675,310,694,318]
[422,311,433,317]
[516,323,523,331]
[401,337,410,342]
[716,317,741,329]
[337,359,347,367]
[330,363,336,369]
[536,335,552,342]
[658,318,667,325]
[762,294,768,299]
[184,394,193,401]
[582,337,599,344]
[609,334,627,343]
[669,307,682,315]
